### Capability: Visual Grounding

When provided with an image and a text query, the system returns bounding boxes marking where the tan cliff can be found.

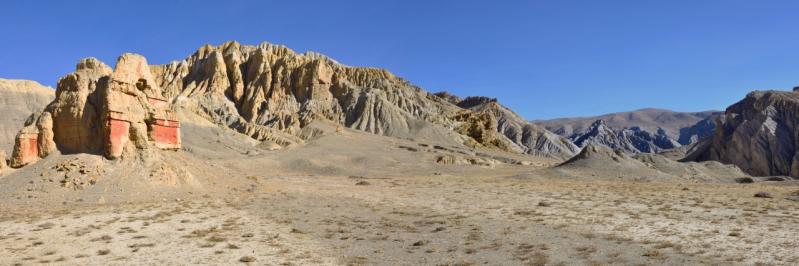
[148,41,575,158]
[0,79,55,153]
[8,41,580,169]
[10,54,181,168]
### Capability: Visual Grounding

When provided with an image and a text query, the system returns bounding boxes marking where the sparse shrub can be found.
[754,192,772,198]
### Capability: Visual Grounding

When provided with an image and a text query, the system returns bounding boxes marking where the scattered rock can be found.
[411,240,429,246]
[49,158,102,190]
[355,180,370,186]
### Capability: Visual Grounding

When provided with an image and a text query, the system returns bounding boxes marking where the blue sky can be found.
[2,1,799,119]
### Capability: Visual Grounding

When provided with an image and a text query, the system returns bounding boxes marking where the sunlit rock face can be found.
[10,54,181,167]
[150,41,577,158]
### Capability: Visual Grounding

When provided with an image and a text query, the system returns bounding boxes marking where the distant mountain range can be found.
[534,108,721,154]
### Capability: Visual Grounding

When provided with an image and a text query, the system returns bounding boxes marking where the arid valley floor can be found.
[1,123,798,266]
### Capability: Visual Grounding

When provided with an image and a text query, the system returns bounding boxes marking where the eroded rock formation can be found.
[0,78,55,152]
[455,97,579,159]
[687,90,799,177]
[151,42,460,144]
[535,108,720,147]
[571,120,680,154]
[148,41,573,158]
[10,54,181,167]
[11,41,579,167]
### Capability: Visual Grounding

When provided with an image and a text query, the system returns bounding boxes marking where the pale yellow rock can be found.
[0,149,6,170]
[10,53,182,165]
[0,78,54,152]
[149,41,576,159]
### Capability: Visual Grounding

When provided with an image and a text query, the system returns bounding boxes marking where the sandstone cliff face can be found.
[148,41,572,158]
[9,41,579,166]
[0,79,55,152]
[10,55,181,167]
[687,90,799,177]
[456,97,579,159]
[150,42,460,146]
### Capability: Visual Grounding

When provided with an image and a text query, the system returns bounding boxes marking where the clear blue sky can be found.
[2,1,799,119]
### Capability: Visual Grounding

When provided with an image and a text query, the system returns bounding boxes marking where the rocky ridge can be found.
[5,41,579,169]
[535,108,720,147]
[571,120,681,154]
[9,54,182,167]
[147,41,574,158]
[687,90,799,177]
[455,97,579,159]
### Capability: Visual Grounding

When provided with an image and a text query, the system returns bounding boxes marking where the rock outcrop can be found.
[677,115,718,145]
[455,97,579,159]
[687,90,799,177]
[432,91,462,105]
[0,79,55,152]
[9,41,580,166]
[571,120,680,154]
[147,41,572,158]
[150,42,460,147]
[10,54,181,167]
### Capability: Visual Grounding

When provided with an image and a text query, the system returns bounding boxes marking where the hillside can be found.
[0,78,54,152]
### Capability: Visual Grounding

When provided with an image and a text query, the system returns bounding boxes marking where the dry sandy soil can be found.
[1,121,798,265]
